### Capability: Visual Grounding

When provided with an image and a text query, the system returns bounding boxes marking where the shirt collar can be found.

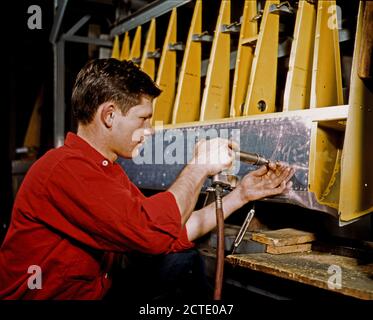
[64,132,113,167]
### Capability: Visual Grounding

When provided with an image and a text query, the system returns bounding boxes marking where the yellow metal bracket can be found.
[129,26,142,64]
[199,0,231,121]
[243,0,280,116]
[119,32,130,61]
[140,19,157,79]
[111,35,120,59]
[152,9,177,125]
[310,0,343,108]
[230,0,258,117]
[339,1,373,223]
[283,0,316,111]
[308,123,343,210]
[172,0,202,124]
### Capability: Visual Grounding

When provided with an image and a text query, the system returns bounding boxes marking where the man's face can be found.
[112,96,153,159]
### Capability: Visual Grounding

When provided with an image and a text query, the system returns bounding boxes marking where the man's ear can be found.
[100,102,116,128]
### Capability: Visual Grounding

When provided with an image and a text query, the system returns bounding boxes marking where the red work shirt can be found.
[0,132,193,299]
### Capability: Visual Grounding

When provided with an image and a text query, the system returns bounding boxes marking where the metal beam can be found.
[53,40,65,147]
[50,0,69,43]
[64,15,91,37]
[63,35,113,47]
[110,0,192,36]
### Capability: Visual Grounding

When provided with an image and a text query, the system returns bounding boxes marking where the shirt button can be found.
[102,160,109,167]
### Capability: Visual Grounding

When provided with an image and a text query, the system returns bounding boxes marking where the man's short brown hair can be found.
[71,58,161,125]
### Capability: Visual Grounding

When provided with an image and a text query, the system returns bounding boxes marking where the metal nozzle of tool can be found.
[211,173,238,189]
[210,151,269,190]
[236,151,269,166]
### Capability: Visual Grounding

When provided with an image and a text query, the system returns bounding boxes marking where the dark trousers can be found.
[107,249,210,301]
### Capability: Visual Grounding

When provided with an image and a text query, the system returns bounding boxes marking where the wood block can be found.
[252,228,316,247]
[266,243,312,255]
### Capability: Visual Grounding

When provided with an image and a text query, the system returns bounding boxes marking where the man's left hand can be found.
[235,162,295,203]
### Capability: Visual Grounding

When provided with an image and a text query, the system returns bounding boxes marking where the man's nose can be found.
[143,120,154,136]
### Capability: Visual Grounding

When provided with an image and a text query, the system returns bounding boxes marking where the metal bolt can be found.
[257,100,267,112]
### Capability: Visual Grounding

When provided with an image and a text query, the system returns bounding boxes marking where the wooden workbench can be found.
[226,252,373,300]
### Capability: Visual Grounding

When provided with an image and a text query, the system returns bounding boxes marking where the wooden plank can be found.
[252,228,316,247]
[226,252,373,300]
[266,243,312,254]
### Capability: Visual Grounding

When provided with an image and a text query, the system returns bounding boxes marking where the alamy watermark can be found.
[27,265,42,290]
[27,5,42,30]
[327,264,342,290]
[327,4,342,30]
[132,121,242,174]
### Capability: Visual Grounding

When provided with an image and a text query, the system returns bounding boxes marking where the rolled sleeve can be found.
[141,191,182,239]
[167,226,195,253]
[142,191,194,252]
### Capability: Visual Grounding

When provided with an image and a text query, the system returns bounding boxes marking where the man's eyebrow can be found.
[146,108,153,116]
[140,111,153,118]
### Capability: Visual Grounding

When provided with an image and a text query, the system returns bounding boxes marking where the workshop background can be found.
[1,0,373,301]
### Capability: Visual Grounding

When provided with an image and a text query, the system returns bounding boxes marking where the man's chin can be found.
[129,142,143,159]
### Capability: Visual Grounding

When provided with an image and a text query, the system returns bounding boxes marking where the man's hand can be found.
[235,162,295,203]
[190,138,236,176]
[185,161,295,241]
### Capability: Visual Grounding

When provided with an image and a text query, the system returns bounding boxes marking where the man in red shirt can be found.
[0,59,294,299]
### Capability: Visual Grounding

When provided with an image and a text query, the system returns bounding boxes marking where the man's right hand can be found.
[190,138,235,176]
